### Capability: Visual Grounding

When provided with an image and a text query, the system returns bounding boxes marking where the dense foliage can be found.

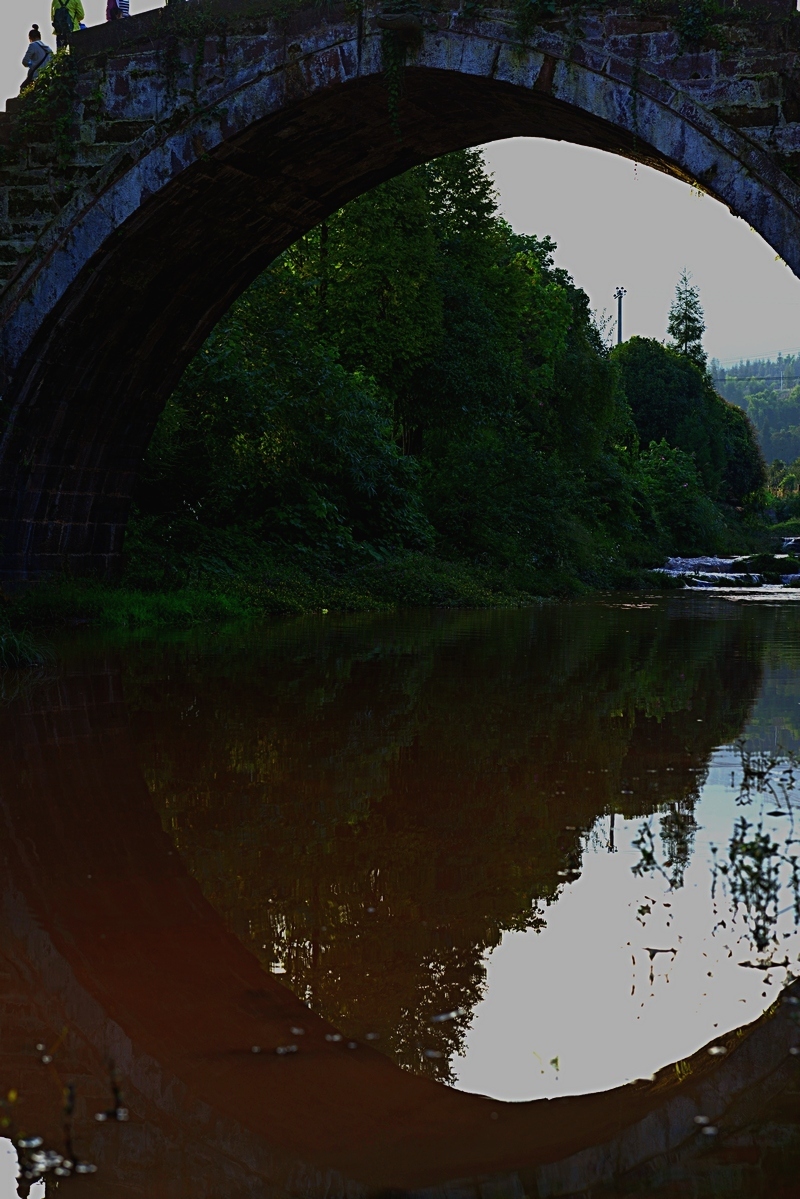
[126,150,766,607]
[613,338,766,506]
[713,354,800,465]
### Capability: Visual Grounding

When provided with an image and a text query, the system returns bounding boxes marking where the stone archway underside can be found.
[1,0,799,579]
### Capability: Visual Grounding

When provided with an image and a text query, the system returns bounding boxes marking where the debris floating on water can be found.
[275,1044,298,1056]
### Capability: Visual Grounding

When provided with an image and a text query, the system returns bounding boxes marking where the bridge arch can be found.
[1,0,798,579]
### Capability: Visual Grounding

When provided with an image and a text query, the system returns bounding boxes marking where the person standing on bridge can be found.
[106,0,130,19]
[22,25,53,85]
[51,0,85,49]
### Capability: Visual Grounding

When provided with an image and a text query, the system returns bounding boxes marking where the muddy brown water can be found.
[2,595,800,1197]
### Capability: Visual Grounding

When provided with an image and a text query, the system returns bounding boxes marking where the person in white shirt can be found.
[22,25,53,85]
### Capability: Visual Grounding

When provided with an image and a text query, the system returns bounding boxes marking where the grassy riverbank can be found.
[0,554,644,632]
[1,529,776,637]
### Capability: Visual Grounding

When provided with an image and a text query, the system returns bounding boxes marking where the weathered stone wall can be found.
[0,0,799,580]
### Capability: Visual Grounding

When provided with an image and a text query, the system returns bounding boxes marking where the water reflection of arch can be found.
[128,604,764,1076]
[0,655,794,1198]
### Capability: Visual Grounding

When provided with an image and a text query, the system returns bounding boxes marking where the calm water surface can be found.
[2,595,800,1197]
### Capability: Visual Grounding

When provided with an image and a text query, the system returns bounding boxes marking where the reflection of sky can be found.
[741,665,800,753]
[453,742,800,1102]
[0,1140,43,1199]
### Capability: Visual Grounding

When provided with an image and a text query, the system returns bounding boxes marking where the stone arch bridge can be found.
[0,0,799,580]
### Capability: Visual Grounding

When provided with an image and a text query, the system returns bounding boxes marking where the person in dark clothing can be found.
[21,25,53,85]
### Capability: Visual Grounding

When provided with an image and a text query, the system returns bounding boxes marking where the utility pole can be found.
[614,287,627,345]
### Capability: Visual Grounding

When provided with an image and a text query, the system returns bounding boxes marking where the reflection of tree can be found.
[632,723,800,962]
[659,804,699,889]
[713,817,797,955]
[120,603,762,1081]
[706,741,800,960]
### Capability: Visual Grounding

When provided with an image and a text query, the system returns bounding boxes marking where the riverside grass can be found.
[0,621,53,668]
[4,555,533,630]
[2,550,688,634]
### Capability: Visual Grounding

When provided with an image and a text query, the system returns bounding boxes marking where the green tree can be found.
[718,400,767,506]
[132,269,432,580]
[131,151,763,596]
[613,337,726,494]
[667,268,707,369]
[309,168,445,409]
[635,440,724,555]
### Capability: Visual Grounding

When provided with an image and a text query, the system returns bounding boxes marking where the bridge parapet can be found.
[1,0,800,296]
[1,0,800,291]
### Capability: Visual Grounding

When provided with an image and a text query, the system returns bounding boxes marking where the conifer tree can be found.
[667,268,707,369]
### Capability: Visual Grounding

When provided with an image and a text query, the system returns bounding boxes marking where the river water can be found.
[2,595,800,1197]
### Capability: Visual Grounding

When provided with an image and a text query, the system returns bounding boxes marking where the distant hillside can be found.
[712,355,800,464]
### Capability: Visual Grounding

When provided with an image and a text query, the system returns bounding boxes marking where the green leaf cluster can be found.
[613,335,766,514]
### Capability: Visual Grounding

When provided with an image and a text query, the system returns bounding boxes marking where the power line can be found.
[713,349,800,367]
[714,374,797,383]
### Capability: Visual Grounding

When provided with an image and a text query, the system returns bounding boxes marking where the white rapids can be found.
[655,542,800,588]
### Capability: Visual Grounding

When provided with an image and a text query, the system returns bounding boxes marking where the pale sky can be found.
[483,138,800,366]
[2,0,800,365]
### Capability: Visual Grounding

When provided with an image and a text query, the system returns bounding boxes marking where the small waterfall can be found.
[656,541,800,588]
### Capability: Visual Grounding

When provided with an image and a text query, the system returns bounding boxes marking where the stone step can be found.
[0,111,14,146]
